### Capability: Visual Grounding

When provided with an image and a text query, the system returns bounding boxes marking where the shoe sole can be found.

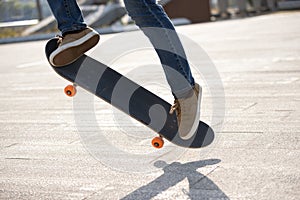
[50,31,100,67]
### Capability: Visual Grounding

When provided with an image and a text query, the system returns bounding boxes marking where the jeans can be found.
[47,0,87,35]
[47,0,195,98]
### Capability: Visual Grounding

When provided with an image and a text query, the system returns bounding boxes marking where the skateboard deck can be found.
[45,37,214,148]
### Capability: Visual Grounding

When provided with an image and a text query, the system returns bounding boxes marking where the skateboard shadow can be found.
[121,159,228,200]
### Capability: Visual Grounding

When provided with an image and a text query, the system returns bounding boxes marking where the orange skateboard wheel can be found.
[152,136,164,149]
[64,85,76,97]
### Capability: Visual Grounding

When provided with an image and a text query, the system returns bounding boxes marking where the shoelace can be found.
[169,99,179,114]
[56,35,63,44]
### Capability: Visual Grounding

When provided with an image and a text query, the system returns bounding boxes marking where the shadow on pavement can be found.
[121,159,228,200]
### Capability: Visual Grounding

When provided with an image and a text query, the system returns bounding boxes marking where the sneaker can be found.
[49,27,100,67]
[169,83,202,140]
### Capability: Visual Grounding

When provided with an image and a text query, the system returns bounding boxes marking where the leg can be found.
[124,0,201,138]
[124,0,194,99]
[46,0,86,35]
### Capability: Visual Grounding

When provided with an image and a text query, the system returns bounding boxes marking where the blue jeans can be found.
[47,0,195,98]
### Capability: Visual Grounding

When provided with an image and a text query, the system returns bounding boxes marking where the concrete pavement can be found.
[0,11,299,199]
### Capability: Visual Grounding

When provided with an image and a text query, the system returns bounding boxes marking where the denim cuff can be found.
[61,24,87,36]
[173,85,195,99]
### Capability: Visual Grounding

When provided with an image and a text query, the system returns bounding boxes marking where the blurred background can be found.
[0,0,299,40]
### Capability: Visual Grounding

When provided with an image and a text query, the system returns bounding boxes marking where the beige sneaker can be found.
[169,83,202,139]
[50,27,100,67]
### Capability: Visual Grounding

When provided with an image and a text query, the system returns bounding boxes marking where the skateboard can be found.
[45,37,214,149]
